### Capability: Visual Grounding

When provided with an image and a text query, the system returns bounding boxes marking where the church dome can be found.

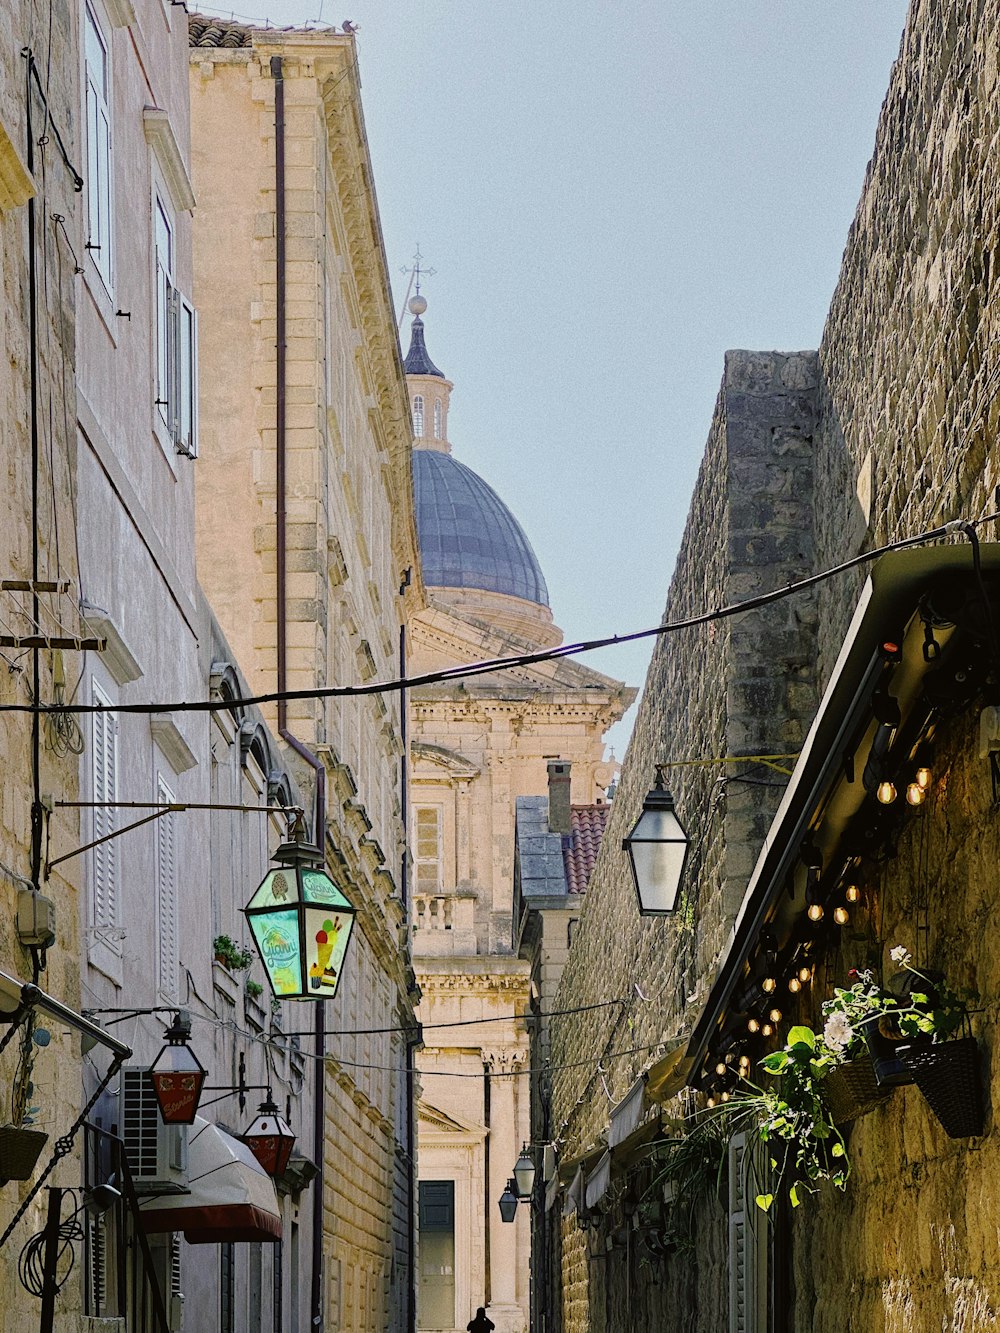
[413,450,550,607]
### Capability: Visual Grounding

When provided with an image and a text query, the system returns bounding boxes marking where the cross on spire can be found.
[400,244,436,296]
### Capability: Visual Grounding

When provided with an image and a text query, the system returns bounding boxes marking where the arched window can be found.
[433,400,442,439]
[412,394,424,436]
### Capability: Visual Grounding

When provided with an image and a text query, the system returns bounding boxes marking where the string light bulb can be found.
[845,884,860,904]
[768,1007,782,1024]
[747,1017,760,1034]
[915,765,932,790]
[721,1091,730,1103]
[807,902,824,922]
[706,1096,716,1108]
[788,976,802,994]
[877,779,897,805]
[833,905,850,926]
[761,1022,774,1037]
[716,1061,727,1077]
[798,965,812,983]
[761,976,777,995]
[906,781,926,806]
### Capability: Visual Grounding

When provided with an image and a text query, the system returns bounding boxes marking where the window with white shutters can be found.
[156,774,179,1001]
[84,3,113,291]
[91,678,119,941]
[154,193,198,459]
[728,1132,768,1333]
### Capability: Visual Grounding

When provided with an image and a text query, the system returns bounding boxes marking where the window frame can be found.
[413,805,443,894]
[88,674,123,982]
[433,398,442,440]
[84,0,114,294]
[412,394,424,438]
[152,185,198,459]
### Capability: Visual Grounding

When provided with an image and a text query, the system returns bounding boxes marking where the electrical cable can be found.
[17,1193,83,1299]
[0,517,989,719]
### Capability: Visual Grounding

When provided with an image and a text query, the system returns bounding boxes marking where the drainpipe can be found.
[271,55,327,1332]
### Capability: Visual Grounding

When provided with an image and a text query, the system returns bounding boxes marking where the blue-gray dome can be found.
[413,450,549,607]
[403,316,444,378]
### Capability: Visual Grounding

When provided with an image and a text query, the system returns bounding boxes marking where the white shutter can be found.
[156,775,179,1000]
[728,1132,767,1333]
[167,282,181,443]
[176,295,198,458]
[91,679,118,934]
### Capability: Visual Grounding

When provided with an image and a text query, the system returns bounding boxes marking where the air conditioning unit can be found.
[121,1069,189,1195]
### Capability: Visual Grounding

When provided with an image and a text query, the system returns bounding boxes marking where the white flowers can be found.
[823,1012,854,1052]
[889,945,912,966]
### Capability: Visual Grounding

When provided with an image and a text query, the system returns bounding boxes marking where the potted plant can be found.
[213,935,254,971]
[245,979,264,1000]
[0,1101,48,1184]
[822,967,914,1089]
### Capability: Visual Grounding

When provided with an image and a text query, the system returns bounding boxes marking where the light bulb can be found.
[739,1056,750,1072]
[906,782,926,806]
[747,1017,760,1034]
[877,780,897,805]
[761,976,777,994]
[788,976,802,994]
[761,1022,774,1037]
[916,766,932,790]
[768,1007,782,1024]
[716,1061,727,1077]
[798,965,812,983]
[845,884,860,904]
[833,905,849,926]
[706,1096,716,1108]
[807,903,824,922]
[721,1091,730,1102]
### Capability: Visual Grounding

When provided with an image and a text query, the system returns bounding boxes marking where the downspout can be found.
[271,55,327,1332]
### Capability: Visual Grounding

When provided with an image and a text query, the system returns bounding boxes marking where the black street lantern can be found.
[244,836,357,1001]
[242,1096,296,1178]
[622,766,690,915]
[149,1011,207,1125]
[513,1144,535,1200]
[499,1178,519,1223]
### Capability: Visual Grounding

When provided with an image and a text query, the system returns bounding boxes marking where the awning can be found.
[683,542,1000,1080]
[139,1118,282,1244]
[607,1078,645,1148]
[584,1151,611,1210]
[562,1166,584,1218]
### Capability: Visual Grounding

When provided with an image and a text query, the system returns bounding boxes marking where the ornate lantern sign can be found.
[242,1097,296,1178]
[243,837,356,1000]
[149,1011,207,1125]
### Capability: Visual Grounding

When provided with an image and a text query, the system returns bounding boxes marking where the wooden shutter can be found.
[91,679,118,933]
[728,1132,767,1333]
[156,774,178,1000]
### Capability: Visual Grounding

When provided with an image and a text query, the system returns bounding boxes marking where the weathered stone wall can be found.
[550,352,820,1333]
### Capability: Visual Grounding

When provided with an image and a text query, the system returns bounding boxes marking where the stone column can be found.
[484,1048,527,1333]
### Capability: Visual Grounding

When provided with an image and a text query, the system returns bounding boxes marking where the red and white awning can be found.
[139,1117,282,1244]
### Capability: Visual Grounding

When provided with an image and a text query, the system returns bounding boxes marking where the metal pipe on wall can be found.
[271,54,328,1333]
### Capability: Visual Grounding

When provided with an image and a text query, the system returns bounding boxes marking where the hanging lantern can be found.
[149,1011,206,1125]
[622,767,689,915]
[513,1144,535,1200]
[244,836,356,1000]
[498,1178,519,1223]
[242,1096,296,1178]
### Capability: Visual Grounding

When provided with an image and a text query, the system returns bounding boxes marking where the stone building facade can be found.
[403,301,633,1333]
[189,18,423,1333]
[548,3,1000,1331]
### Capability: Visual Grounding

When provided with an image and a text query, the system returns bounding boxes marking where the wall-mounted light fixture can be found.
[499,1178,519,1223]
[622,767,689,915]
[513,1145,536,1200]
[149,1010,206,1125]
[242,1095,296,1178]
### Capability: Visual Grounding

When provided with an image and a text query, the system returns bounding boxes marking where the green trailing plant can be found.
[245,979,264,1000]
[821,946,968,1055]
[634,1114,729,1256]
[213,934,254,971]
[712,1024,849,1212]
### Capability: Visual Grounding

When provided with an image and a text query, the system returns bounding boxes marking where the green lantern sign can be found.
[244,838,356,1000]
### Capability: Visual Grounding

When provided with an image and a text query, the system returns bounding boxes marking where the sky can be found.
[219,0,909,756]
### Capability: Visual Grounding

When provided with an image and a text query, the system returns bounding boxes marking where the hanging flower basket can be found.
[856,1014,917,1089]
[822,1057,893,1124]
[899,1035,983,1138]
[0,1125,49,1182]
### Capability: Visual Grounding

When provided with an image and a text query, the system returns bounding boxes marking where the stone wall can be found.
[549,352,820,1333]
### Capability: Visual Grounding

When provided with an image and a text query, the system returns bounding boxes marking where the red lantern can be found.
[149,1012,207,1125]
[242,1097,295,1178]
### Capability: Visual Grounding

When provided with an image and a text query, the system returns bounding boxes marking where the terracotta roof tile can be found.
[188,13,254,47]
[563,805,611,894]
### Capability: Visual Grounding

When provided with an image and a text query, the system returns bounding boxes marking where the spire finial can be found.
[399,245,436,327]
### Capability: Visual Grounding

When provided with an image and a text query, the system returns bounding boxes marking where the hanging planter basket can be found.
[899,1035,984,1138]
[823,1057,893,1124]
[0,1125,49,1183]
[857,1014,917,1088]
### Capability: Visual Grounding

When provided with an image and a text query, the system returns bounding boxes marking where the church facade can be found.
[402,297,634,1333]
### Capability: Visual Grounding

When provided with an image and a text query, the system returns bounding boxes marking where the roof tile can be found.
[563,805,611,894]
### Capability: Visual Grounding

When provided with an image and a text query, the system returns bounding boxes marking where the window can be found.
[418,1182,455,1330]
[155,773,178,1000]
[412,394,424,437]
[433,399,442,440]
[414,806,442,893]
[154,193,198,458]
[221,1242,235,1333]
[84,3,112,290]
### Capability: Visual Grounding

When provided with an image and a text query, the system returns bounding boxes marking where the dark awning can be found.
[682,541,1000,1083]
[139,1118,281,1244]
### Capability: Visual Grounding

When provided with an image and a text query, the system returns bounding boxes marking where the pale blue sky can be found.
[220,0,909,755]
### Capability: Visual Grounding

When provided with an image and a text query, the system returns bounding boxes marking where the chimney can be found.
[547,761,571,835]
